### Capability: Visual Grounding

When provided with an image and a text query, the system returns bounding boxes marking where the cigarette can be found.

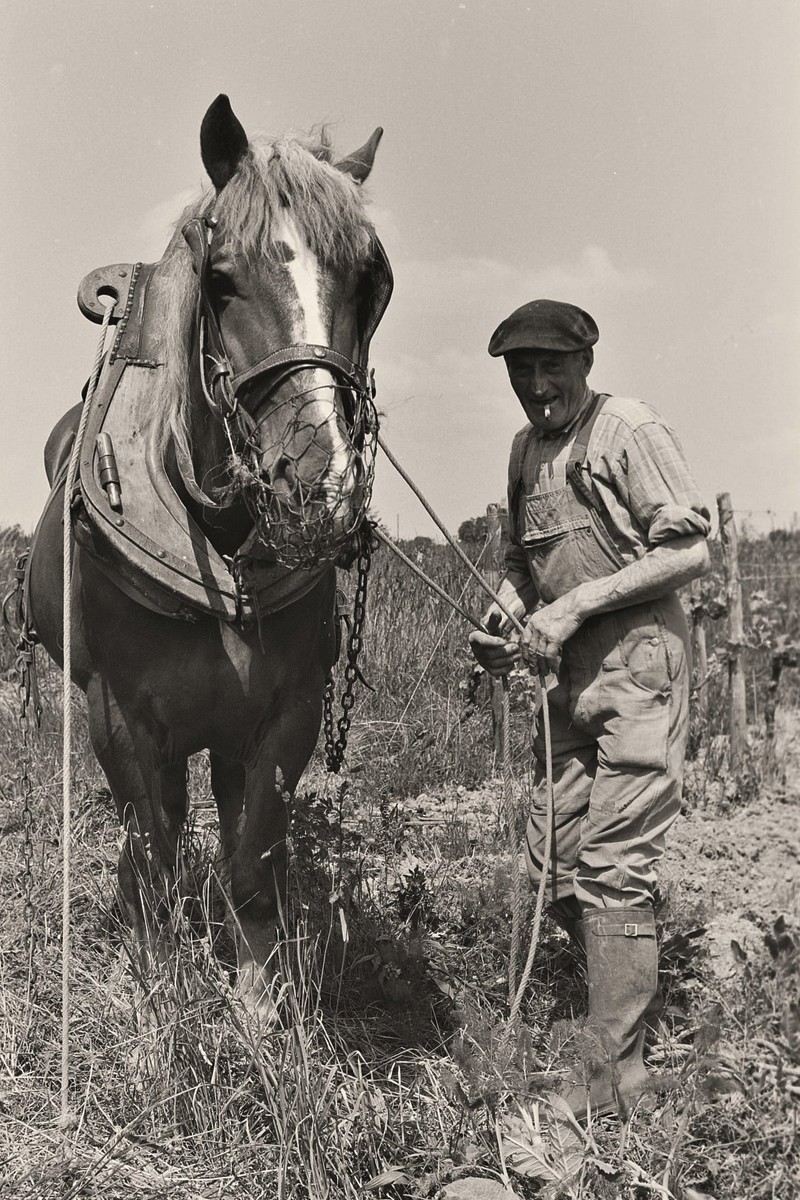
[544,405,551,419]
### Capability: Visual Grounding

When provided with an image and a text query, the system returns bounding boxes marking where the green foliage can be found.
[458,516,490,545]
[458,509,509,547]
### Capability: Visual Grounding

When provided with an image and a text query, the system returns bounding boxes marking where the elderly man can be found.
[470,299,710,1119]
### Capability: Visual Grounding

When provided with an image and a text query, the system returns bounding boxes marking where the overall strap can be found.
[508,392,606,546]
[507,424,537,546]
[567,391,609,474]
[566,392,627,569]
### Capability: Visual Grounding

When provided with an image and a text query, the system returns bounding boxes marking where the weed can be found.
[1,525,798,1197]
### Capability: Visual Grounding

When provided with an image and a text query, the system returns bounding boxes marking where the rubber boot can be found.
[547,896,585,951]
[561,907,658,1121]
[549,899,663,1017]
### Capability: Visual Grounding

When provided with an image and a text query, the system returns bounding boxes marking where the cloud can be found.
[135,187,202,260]
[366,243,659,533]
[392,244,653,316]
[373,244,654,417]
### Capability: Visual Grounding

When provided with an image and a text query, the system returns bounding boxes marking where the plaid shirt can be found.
[505,391,711,584]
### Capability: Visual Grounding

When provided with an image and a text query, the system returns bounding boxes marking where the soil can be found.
[660,707,800,977]
[400,707,800,981]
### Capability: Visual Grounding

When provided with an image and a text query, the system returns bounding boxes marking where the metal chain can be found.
[323,674,336,761]
[325,525,372,773]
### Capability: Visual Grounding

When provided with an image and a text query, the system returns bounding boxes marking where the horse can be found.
[26,95,392,1013]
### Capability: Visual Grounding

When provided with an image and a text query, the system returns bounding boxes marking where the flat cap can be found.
[488,299,599,357]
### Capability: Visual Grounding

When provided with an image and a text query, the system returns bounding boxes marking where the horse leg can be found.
[210,752,246,872]
[208,752,246,962]
[85,676,189,955]
[231,763,288,1020]
[223,704,320,1018]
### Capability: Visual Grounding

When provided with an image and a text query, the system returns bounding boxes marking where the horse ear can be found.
[334,127,383,184]
[200,95,249,191]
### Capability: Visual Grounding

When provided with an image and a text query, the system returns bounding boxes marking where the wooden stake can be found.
[485,503,505,760]
[689,579,709,721]
[717,492,749,769]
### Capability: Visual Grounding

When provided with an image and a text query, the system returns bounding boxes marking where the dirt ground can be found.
[660,707,800,979]
[403,706,800,980]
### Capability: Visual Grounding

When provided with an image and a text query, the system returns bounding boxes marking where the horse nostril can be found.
[270,454,297,489]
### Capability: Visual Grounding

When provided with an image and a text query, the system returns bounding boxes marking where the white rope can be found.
[376,435,556,1031]
[504,680,524,1005]
[504,680,554,1034]
[60,301,115,1130]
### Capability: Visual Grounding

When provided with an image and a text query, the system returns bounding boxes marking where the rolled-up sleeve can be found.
[615,421,711,547]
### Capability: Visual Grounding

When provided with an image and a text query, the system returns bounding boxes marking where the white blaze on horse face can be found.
[272,214,354,508]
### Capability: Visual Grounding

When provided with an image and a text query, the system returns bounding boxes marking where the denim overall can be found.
[515,393,692,910]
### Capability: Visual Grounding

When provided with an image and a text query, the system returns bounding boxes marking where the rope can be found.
[504,681,554,1036]
[371,527,485,632]
[60,300,115,1131]
[377,436,526,637]
[376,436,555,1028]
[503,679,526,1005]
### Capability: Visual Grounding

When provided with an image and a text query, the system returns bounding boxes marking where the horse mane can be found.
[148,128,376,467]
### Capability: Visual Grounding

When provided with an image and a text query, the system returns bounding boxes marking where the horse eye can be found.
[210,266,237,299]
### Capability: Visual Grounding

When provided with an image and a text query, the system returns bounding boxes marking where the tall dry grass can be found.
[0,523,798,1198]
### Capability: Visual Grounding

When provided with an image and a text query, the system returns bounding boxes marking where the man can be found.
[470,299,710,1119]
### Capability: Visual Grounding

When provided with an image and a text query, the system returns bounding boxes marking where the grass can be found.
[0,523,798,1198]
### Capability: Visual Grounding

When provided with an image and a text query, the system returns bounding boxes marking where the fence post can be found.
[689,579,709,721]
[484,503,504,584]
[485,503,505,760]
[717,492,749,769]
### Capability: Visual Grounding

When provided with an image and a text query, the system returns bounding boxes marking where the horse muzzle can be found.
[233,383,377,569]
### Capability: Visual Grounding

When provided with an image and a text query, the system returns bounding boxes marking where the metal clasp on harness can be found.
[624,922,639,937]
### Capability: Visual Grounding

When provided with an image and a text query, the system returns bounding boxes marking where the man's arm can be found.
[523,532,710,673]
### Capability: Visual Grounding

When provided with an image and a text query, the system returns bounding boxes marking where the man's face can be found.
[505,348,592,433]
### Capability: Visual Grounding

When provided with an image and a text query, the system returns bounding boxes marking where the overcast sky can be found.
[2,0,798,540]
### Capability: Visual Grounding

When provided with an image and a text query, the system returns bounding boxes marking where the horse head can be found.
[179,95,391,567]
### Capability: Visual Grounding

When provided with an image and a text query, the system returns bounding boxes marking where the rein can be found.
[374,437,555,1027]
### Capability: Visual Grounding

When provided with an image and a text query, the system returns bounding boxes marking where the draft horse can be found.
[26,96,392,1011]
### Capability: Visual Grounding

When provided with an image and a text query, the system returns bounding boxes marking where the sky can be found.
[2,0,798,541]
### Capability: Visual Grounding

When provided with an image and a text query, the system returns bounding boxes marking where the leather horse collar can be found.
[181,216,394,437]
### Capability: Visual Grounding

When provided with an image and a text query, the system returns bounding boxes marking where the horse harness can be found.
[65,226,393,628]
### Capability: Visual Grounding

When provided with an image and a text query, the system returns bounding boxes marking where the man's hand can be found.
[520,593,584,674]
[468,610,521,678]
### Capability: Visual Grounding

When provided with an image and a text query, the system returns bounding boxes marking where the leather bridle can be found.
[182,215,393,440]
